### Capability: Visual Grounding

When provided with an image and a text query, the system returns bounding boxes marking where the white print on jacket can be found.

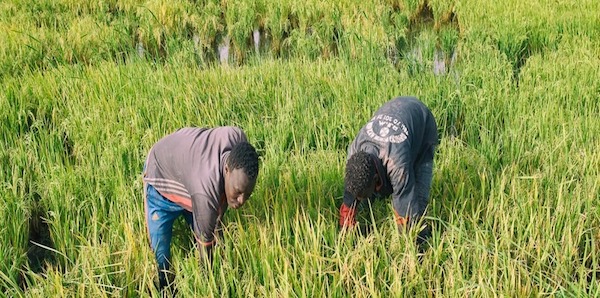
[365,114,408,144]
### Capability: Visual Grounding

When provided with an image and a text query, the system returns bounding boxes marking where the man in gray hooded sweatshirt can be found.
[143,126,259,290]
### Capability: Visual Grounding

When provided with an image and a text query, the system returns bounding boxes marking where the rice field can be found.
[1,0,599,296]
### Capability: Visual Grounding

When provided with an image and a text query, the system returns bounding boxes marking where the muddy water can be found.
[253,29,261,54]
[218,36,230,65]
[136,42,145,57]
[133,27,458,73]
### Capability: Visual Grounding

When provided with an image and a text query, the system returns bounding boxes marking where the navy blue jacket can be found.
[343,96,438,221]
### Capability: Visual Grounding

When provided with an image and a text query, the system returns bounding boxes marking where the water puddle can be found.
[433,47,457,76]
[433,49,446,75]
[218,36,230,65]
[129,1,459,69]
[136,42,145,57]
[253,29,261,54]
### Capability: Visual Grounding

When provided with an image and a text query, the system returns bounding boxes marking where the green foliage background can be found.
[1,0,599,296]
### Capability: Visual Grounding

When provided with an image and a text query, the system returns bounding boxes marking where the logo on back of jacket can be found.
[365,114,408,144]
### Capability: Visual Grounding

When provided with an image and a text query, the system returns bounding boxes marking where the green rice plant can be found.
[0,134,45,295]
[1,1,600,295]
[547,0,600,43]
[428,0,456,30]
[111,0,148,15]
[334,0,394,61]
[0,22,56,77]
[518,37,600,116]
[186,0,224,65]
[11,0,73,30]
[61,16,133,65]
[294,1,343,59]
[431,137,491,227]
[261,1,295,57]
[135,0,190,58]
[262,1,297,57]
[398,0,423,18]
[0,197,29,295]
[222,0,258,64]
[455,0,566,79]
[1,11,132,76]
[441,39,513,168]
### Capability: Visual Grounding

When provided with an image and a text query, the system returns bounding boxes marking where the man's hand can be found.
[198,241,215,267]
[339,203,357,229]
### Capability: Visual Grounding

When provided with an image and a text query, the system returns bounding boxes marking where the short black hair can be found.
[345,151,375,197]
[227,142,259,180]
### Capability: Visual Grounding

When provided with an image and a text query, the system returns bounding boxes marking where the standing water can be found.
[433,47,458,77]
[136,42,145,57]
[218,36,230,65]
[253,29,261,55]
[433,49,446,75]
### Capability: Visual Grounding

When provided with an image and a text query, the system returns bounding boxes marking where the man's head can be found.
[345,151,377,201]
[224,142,259,209]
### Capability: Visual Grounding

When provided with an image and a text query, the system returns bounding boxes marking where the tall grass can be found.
[1,0,599,297]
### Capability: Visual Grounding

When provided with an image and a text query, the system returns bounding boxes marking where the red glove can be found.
[339,203,357,228]
[393,209,409,228]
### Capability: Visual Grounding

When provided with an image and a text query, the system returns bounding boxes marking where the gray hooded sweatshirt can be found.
[144,126,247,246]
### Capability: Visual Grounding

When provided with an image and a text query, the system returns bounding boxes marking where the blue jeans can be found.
[144,182,193,289]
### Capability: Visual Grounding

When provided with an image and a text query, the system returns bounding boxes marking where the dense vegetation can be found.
[1,0,599,296]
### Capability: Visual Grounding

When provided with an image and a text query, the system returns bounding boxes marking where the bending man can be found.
[339,97,438,241]
[143,126,259,289]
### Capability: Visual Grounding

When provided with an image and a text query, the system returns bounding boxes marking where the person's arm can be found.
[389,166,417,233]
[214,201,228,245]
[191,193,219,265]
